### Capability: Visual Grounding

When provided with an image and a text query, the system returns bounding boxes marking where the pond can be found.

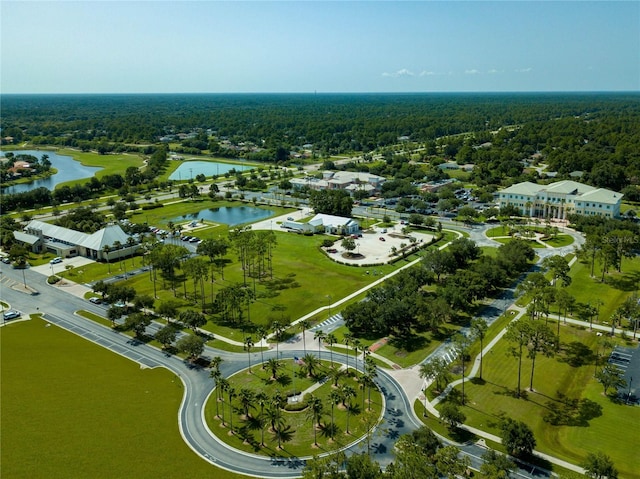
[168,161,253,181]
[171,206,274,226]
[0,150,103,194]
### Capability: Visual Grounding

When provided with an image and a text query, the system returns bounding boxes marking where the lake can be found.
[168,160,253,181]
[0,150,103,194]
[171,206,274,226]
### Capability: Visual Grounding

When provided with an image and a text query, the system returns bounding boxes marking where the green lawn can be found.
[564,257,640,328]
[54,148,145,187]
[0,316,244,479]
[64,227,403,342]
[440,322,639,478]
[204,359,383,457]
[540,234,574,248]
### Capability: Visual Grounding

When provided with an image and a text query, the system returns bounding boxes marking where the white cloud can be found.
[420,70,436,76]
[488,69,503,74]
[465,69,480,75]
[515,67,533,73]
[382,68,415,78]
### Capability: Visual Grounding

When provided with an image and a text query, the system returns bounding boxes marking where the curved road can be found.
[1,233,571,478]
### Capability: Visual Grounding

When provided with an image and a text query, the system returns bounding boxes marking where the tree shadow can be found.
[275,374,292,387]
[605,270,640,291]
[559,341,595,367]
[388,333,428,352]
[319,422,340,439]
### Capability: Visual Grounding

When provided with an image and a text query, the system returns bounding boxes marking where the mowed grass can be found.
[0,317,244,479]
[442,322,639,478]
[564,256,640,326]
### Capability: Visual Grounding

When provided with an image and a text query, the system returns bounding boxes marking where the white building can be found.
[15,220,136,260]
[290,171,384,195]
[282,214,360,235]
[498,180,622,219]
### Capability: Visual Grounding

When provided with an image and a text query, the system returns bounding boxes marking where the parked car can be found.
[89,297,102,304]
[1,257,10,264]
[3,310,21,320]
[49,257,63,264]
[379,237,386,242]
[327,248,338,253]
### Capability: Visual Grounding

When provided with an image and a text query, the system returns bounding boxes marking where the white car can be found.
[49,257,63,264]
[3,310,21,320]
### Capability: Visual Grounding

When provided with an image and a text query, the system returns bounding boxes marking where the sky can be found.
[1,1,638,94]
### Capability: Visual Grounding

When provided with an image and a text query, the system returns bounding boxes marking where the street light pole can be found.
[326,295,332,319]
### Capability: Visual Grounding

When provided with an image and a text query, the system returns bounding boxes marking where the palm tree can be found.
[244,336,254,373]
[126,235,136,267]
[343,333,353,370]
[302,353,321,378]
[255,391,268,446]
[256,327,268,368]
[341,384,356,434]
[218,377,230,426]
[266,357,282,381]
[209,369,222,419]
[364,358,378,411]
[306,395,324,446]
[271,320,282,357]
[238,388,255,419]
[352,339,362,372]
[299,319,311,355]
[113,240,123,271]
[328,365,345,387]
[471,318,488,380]
[326,333,337,366]
[227,385,237,433]
[314,329,326,357]
[329,390,342,439]
[103,245,111,273]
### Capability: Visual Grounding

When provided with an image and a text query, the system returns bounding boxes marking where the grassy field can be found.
[55,148,145,186]
[204,359,383,458]
[564,256,640,328]
[440,322,639,478]
[0,316,245,479]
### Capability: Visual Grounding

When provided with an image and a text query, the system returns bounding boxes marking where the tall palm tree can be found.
[238,388,255,419]
[244,336,254,373]
[255,391,268,447]
[218,377,230,426]
[329,390,342,439]
[325,333,337,366]
[271,320,282,357]
[126,235,136,267]
[352,339,362,372]
[300,319,310,355]
[341,384,356,434]
[227,385,237,433]
[113,240,123,271]
[103,245,111,273]
[314,329,326,357]
[343,332,353,370]
[256,327,268,368]
[306,395,324,446]
[209,369,222,419]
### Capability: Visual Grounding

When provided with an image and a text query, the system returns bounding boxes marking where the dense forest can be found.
[2,92,638,155]
[1,92,639,202]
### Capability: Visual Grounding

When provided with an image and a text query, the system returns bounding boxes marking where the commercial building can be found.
[14,220,136,260]
[497,180,622,219]
[290,171,385,195]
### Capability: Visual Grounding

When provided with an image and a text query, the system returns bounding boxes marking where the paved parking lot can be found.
[608,345,639,404]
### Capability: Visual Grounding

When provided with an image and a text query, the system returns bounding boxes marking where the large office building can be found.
[497,180,622,219]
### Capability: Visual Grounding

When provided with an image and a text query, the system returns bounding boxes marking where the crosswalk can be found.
[311,314,343,333]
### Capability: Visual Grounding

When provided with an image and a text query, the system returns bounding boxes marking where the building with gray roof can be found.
[15,220,136,260]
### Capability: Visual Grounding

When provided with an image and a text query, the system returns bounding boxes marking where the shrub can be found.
[47,275,61,284]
